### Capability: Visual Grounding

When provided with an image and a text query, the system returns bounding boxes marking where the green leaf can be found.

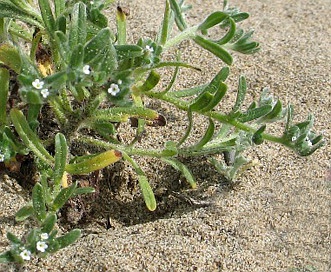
[116,5,127,44]
[6,232,21,245]
[194,35,233,65]
[138,70,161,92]
[38,0,56,35]
[115,45,143,59]
[216,17,236,45]
[199,82,227,112]
[84,28,111,63]
[32,182,47,222]
[0,1,43,28]
[237,105,272,123]
[15,205,34,222]
[157,0,171,45]
[162,141,178,156]
[53,133,68,191]
[169,0,187,30]
[0,68,9,124]
[0,251,14,263]
[138,174,157,211]
[72,187,95,197]
[198,11,228,31]
[52,182,77,211]
[252,125,266,145]
[0,43,21,73]
[193,118,215,149]
[10,109,54,165]
[69,2,87,48]
[232,75,247,113]
[56,229,81,250]
[41,214,57,233]
[54,0,65,18]
[162,158,197,188]
[70,44,84,69]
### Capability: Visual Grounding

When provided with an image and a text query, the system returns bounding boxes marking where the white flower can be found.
[20,249,31,261]
[305,137,313,147]
[41,89,49,98]
[36,241,48,252]
[117,79,123,85]
[40,233,49,240]
[291,136,297,142]
[108,83,120,96]
[83,65,91,75]
[145,45,154,53]
[0,153,4,162]
[32,79,44,90]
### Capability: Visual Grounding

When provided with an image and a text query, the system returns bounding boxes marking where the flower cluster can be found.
[19,233,49,261]
[32,79,49,98]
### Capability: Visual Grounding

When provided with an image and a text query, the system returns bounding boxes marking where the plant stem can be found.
[163,26,198,50]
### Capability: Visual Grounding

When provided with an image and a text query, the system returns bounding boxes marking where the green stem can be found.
[163,26,198,50]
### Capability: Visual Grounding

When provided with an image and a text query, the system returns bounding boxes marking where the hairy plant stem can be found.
[163,26,198,50]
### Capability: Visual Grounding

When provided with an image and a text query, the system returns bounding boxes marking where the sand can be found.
[1,0,330,271]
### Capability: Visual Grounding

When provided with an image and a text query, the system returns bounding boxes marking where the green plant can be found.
[0,0,325,263]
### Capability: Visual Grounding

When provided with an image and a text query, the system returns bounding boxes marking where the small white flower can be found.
[36,241,48,252]
[0,153,4,162]
[291,136,297,142]
[41,89,49,98]
[90,1,94,4]
[83,65,91,75]
[40,233,49,240]
[108,83,120,96]
[145,45,154,53]
[32,79,44,90]
[307,141,313,147]
[117,79,123,85]
[20,249,31,261]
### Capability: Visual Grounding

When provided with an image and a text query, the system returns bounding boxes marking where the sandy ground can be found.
[1,0,330,271]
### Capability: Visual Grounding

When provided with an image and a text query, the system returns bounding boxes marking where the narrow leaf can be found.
[194,35,233,65]
[138,174,157,211]
[169,0,187,30]
[38,0,55,34]
[56,229,81,249]
[69,2,87,48]
[52,182,77,211]
[0,43,21,73]
[53,133,68,190]
[0,68,9,124]
[162,158,197,189]
[15,205,34,222]
[41,214,57,233]
[10,109,54,165]
[198,11,228,31]
[216,17,236,45]
[32,183,47,222]
[232,75,247,113]
[237,105,272,123]
[193,118,215,149]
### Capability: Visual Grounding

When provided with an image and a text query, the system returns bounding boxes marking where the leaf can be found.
[10,109,54,165]
[84,28,112,63]
[194,35,233,65]
[72,187,95,197]
[65,150,122,175]
[38,0,56,35]
[116,5,127,44]
[53,133,68,190]
[138,174,157,211]
[162,158,196,188]
[69,2,87,48]
[232,75,247,113]
[52,182,77,211]
[199,82,227,112]
[115,45,143,59]
[70,44,84,69]
[193,118,215,149]
[15,205,34,222]
[169,0,187,31]
[138,70,160,92]
[0,1,43,28]
[198,11,228,31]
[6,232,21,245]
[0,251,14,263]
[216,17,236,45]
[56,229,81,250]
[32,183,47,222]
[237,105,272,123]
[157,0,171,45]
[41,214,57,233]
[0,68,9,124]
[252,125,266,145]
[0,43,21,73]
